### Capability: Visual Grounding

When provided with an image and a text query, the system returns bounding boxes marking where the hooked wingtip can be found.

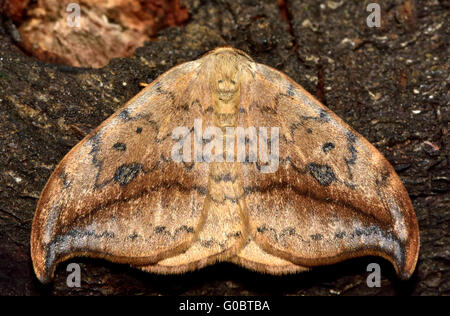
[393,219,420,280]
[31,244,54,284]
[400,237,420,280]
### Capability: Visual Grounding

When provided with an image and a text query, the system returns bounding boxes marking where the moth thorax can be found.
[213,78,240,127]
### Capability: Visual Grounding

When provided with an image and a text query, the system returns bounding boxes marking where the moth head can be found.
[201,47,253,104]
[208,51,244,106]
[207,46,253,62]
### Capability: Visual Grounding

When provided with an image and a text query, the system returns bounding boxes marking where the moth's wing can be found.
[236,63,419,279]
[31,60,214,283]
[230,240,309,274]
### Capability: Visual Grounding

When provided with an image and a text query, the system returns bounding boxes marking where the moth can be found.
[31,47,419,283]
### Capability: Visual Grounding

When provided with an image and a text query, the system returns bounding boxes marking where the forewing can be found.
[238,63,419,279]
[31,60,213,283]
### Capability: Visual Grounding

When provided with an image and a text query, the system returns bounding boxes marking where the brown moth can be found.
[31,47,419,283]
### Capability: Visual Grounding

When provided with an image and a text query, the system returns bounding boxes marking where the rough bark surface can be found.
[0,0,448,295]
[16,0,189,68]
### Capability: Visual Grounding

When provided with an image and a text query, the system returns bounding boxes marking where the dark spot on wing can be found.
[200,240,214,248]
[180,225,194,234]
[282,227,296,237]
[113,142,127,151]
[128,232,139,240]
[347,130,357,143]
[300,109,330,123]
[196,186,207,195]
[259,101,277,114]
[59,170,71,188]
[257,226,266,233]
[307,163,336,186]
[287,84,295,96]
[344,131,358,179]
[376,168,391,188]
[154,226,166,234]
[113,163,142,186]
[178,103,189,111]
[136,127,143,134]
[310,233,323,241]
[322,142,335,153]
[319,109,330,122]
[289,122,302,135]
[354,228,366,237]
[118,109,130,120]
